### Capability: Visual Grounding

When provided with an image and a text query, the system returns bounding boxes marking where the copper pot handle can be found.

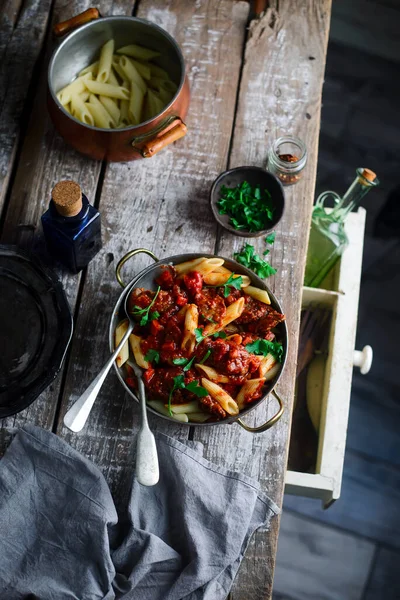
[236,389,284,433]
[116,248,159,288]
[53,8,100,37]
[132,118,187,158]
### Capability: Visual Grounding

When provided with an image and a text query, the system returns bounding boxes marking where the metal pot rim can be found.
[48,15,186,133]
[109,252,288,428]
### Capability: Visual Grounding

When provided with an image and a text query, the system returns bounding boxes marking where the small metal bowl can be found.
[210,166,285,238]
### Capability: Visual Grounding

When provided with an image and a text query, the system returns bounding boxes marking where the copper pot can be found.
[47,8,189,161]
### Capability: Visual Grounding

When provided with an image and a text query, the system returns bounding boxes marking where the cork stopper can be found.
[52,180,82,217]
[358,168,377,186]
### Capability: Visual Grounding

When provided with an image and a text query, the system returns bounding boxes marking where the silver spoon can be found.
[63,287,159,486]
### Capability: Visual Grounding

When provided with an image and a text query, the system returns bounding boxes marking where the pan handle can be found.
[131,118,187,158]
[116,248,159,288]
[53,8,100,37]
[236,389,284,433]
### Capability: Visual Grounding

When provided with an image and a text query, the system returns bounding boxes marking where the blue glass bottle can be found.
[41,180,101,273]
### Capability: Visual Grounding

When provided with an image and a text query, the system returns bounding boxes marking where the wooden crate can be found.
[285,208,368,507]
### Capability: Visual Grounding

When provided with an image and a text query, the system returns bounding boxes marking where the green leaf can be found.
[183,356,196,372]
[265,232,276,244]
[217,181,275,232]
[172,357,189,366]
[234,244,277,279]
[195,328,205,343]
[213,331,227,339]
[199,349,212,364]
[131,287,161,325]
[168,374,186,416]
[186,381,209,397]
[150,311,160,321]
[145,349,160,365]
[245,339,284,362]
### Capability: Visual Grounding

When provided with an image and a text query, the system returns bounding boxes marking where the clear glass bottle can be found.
[42,180,102,273]
[267,135,307,185]
[304,168,379,288]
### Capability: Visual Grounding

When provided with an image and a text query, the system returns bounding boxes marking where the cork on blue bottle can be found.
[41,180,102,273]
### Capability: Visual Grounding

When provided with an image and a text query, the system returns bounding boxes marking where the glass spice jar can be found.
[267,135,307,185]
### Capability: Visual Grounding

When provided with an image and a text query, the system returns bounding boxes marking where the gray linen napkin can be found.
[0,425,279,600]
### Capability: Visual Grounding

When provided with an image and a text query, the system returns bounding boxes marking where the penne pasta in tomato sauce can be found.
[117,257,285,422]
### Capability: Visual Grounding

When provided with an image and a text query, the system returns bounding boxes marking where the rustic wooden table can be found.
[0,0,331,597]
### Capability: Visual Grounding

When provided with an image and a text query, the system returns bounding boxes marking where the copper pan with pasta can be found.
[108,250,288,433]
[48,8,189,161]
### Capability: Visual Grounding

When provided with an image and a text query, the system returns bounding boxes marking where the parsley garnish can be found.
[210,272,243,297]
[213,331,227,339]
[199,349,212,364]
[245,339,284,362]
[186,381,209,397]
[217,181,275,232]
[234,244,277,279]
[132,287,161,326]
[172,356,195,371]
[145,349,160,365]
[168,375,186,416]
[167,375,208,416]
[265,232,276,245]
[195,328,205,344]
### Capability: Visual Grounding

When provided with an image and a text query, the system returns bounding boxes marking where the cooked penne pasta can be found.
[84,79,130,100]
[170,401,201,414]
[201,379,239,415]
[259,353,276,377]
[191,258,225,278]
[128,80,145,125]
[236,378,266,410]
[149,63,169,79]
[195,364,230,383]
[117,44,160,61]
[79,91,90,102]
[188,412,212,423]
[129,334,149,369]
[115,319,129,367]
[147,400,188,422]
[145,88,164,119]
[70,94,94,126]
[99,95,120,125]
[264,362,281,381]
[97,39,114,83]
[203,297,245,336]
[79,61,99,77]
[203,270,250,287]
[57,74,91,106]
[244,285,271,305]
[86,100,114,129]
[174,257,205,275]
[181,304,198,354]
[118,56,147,95]
[149,76,178,94]
[107,68,119,86]
[129,59,151,80]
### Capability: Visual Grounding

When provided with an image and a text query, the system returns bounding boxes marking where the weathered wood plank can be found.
[55,0,250,508]
[193,2,331,598]
[0,0,53,216]
[273,511,375,600]
[283,450,400,549]
[0,0,137,454]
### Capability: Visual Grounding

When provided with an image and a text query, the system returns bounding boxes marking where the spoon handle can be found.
[63,324,133,432]
[136,374,159,486]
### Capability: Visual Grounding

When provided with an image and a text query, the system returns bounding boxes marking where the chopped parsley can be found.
[195,328,228,345]
[234,243,277,279]
[145,349,160,365]
[167,374,208,416]
[199,349,212,364]
[245,339,284,362]
[210,272,243,297]
[172,356,196,371]
[217,180,274,232]
[131,287,161,326]
[213,331,227,339]
[265,232,276,245]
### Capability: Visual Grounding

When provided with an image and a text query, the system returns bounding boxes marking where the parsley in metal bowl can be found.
[210,166,285,238]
